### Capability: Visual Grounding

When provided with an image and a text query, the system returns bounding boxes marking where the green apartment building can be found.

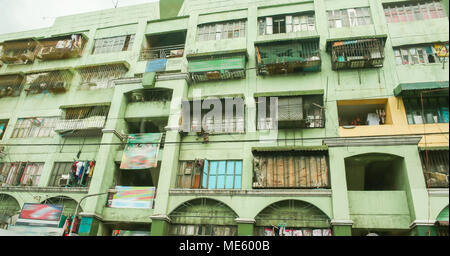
[0,0,448,236]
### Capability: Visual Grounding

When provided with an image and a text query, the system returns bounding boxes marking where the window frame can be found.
[92,34,135,55]
[196,20,246,42]
[10,117,59,139]
[328,7,372,28]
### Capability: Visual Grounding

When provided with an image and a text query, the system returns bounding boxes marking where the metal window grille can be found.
[331,39,385,70]
[0,74,24,98]
[256,40,321,75]
[35,34,86,60]
[78,64,128,90]
[26,70,73,94]
[420,150,449,188]
[0,40,37,64]
[169,224,237,236]
[48,162,92,188]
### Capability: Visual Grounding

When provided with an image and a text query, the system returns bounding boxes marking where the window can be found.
[257,95,325,130]
[0,120,8,140]
[394,43,449,65]
[0,74,24,98]
[327,7,372,28]
[169,224,237,236]
[384,1,447,23]
[253,151,330,189]
[92,35,135,54]
[48,162,94,188]
[26,70,73,94]
[420,150,449,188]
[78,64,128,90]
[258,13,315,35]
[403,95,449,124]
[0,162,44,187]
[196,20,246,41]
[176,160,242,189]
[11,117,58,138]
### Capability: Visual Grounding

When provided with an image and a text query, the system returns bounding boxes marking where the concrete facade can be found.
[0,0,448,236]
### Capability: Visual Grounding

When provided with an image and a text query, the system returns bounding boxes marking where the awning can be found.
[394,81,449,97]
[188,55,246,73]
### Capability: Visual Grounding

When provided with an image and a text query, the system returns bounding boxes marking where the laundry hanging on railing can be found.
[71,160,96,186]
[120,133,162,170]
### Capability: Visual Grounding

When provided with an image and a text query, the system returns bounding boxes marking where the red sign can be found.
[19,204,63,222]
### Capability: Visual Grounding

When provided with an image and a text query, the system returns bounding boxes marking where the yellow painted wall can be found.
[338,97,449,148]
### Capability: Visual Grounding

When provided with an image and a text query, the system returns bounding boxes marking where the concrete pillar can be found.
[236,218,255,236]
[150,215,171,236]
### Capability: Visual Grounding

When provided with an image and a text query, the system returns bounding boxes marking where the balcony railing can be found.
[330,38,385,70]
[35,34,86,60]
[55,116,106,133]
[55,106,109,137]
[256,39,321,75]
[0,40,37,65]
[139,44,185,61]
[0,74,24,98]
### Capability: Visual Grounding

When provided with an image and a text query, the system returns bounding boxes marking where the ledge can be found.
[0,186,89,194]
[428,188,449,197]
[330,220,354,226]
[410,220,437,228]
[169,189,332,197]
[323,135,423,147]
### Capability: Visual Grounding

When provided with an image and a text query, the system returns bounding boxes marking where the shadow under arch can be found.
[0,194,21,224]
[168,198,239,236]
[255,200,331,228]
[344,153,406,191]
[41,196,81,217]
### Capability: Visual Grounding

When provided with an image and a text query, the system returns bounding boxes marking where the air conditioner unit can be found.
[58,175,70,187]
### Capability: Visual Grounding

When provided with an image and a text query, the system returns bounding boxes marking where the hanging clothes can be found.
[89,161,96,177]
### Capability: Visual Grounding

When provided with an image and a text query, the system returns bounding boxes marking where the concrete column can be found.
[150,215,171,236]
[236,218,255,236]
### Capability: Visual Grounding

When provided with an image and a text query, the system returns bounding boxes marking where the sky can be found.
[0,0,160,34]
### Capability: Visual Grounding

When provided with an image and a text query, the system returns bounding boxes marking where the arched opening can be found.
[345,153,412,235]
[168,198,238,236]
[254,200,332,236]
[436,205,449,236]
[41,196,80,235]
[345,153,405,191]
[0,194,20,229]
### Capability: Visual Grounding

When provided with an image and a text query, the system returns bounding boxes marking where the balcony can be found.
[327,36,387,70]
[0,38,37,65]
[35,33,87,61]
[348,191,411,229]
[0,74,24,98]
[255,38,321,76]
[139,44,185,61]
[55,105,109,137]
[25,70,73,95]
[187,52,247,83]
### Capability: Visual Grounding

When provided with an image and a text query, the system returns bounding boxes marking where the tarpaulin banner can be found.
[16,204,63,228]
[19,204,63,222]
[120,133,162,170]
[110,186,156,209]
